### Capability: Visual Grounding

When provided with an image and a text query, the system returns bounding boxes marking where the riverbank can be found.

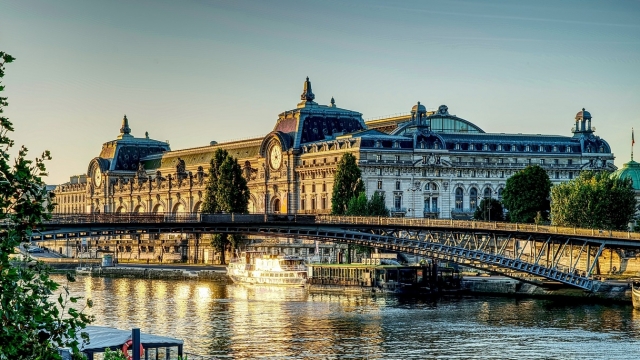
[75,266,229,282]
[68,265,634,304]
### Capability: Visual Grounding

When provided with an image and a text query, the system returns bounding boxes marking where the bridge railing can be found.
[316,215,640,241]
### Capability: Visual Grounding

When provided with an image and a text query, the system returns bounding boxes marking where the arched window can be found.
[498,188,504,200]
[273,198,281,213]
[455,187,464,210]
[469,188,478,210]
[484,188,492,199]
[432,183,438,191]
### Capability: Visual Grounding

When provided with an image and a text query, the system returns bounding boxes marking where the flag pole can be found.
[632,127,635,161]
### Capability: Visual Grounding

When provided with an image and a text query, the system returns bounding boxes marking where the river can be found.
[53,275,640,359]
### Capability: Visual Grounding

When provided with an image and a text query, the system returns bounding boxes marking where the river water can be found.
[53,275,640,359]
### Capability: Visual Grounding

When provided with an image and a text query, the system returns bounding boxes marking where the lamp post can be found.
[407,181,421,218]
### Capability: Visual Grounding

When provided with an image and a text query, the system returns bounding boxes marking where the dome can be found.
[611,160,640,190]
[411,101,427,115]
[575,108,592,120]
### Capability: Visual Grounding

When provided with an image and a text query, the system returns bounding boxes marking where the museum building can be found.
[52,77,614,221]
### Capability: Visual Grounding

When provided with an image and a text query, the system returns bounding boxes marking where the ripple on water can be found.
[52,275,640,359]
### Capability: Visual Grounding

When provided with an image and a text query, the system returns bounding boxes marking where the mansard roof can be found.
[272,78,366,149]
[97,117,170,172]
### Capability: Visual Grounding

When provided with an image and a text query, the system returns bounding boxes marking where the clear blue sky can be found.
[1,0,639,184]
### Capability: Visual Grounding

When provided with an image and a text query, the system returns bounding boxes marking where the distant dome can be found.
[411,101,427,115]
[575,108,592,120]
[611,160,640,190]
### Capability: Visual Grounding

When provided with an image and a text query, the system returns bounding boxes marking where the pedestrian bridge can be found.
[30,213,640,291]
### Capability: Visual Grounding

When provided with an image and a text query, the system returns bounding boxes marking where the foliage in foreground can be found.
[550,171,636,230]
[0,53,94,359]
[501,165,552,223]
[345,191,390,217]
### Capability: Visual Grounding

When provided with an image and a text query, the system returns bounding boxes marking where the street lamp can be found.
[407,181,421,218]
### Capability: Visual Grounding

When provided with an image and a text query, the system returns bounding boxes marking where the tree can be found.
[502,165,552,223]
[331,153,364,215]
[202,150,250,264]
[368,191,390,216]
[0,53,93,359]
[473,198,505,221]
[551,171,636,230]
[201,149,228,214]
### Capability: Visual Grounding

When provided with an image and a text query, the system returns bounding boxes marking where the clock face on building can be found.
[93,168,102,187]
[269,143,282,170]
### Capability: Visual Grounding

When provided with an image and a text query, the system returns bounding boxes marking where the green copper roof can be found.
[611,160,640,190]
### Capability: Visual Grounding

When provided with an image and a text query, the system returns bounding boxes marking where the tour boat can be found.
[632,278,640,310]
[227,251,308,287]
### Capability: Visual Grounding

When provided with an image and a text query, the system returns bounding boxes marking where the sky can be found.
[1,0,639,184]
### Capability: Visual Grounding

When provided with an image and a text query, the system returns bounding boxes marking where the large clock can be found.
[93,168,102,187]
[269,143,282,170]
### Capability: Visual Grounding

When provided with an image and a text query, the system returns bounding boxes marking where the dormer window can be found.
[455,143,460,150]
[566,146,572,153]
[434,142,440,150]
[497,144,502,151]
[375,141,381,148]
[393,141,399,148]
[553,146,558,152]
[420,141,425,149]
[483,144,488,151]
[539,145,544,152]
[526,145,530,152]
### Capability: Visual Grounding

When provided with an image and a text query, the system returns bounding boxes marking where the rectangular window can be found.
[568,159,573,165]
[321,198,326,210]
[395,155,400,162]
[421,169,427,177]
[378,168,382,175]
[422,155,427,164]
[500,171,505,178]
[301,185,305,193]
[471,157,475,163]
[499,158,504,164]
[569,171,573,179]
[301,199,305,210]
[540,159,545,165]
[457,157,462,163]
[456,170,462,177]
[486,171,490,178]
[435,169,441,177]
[313,159,316,164]
[432,197,438,211]
[555,171,560,179]
[312,184,316,193]
[311,198,316,210]
[484,158,489,164]
[377,181,382,190]
[554,159,559,165]
[514,158,518,164]
[322,183,326,192]
[395,169,400,176]
[527,159,532,165]
[395,181,401,190]
[376,154,382,161]
[471,170,476,178]
[394,196,402,210]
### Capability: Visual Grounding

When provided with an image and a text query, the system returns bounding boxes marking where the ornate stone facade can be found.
[53,79,615,221]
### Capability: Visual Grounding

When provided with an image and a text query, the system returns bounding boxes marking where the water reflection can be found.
[55,275,640,359]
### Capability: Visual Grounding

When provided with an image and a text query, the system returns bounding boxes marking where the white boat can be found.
[632,278,640,310]
[227,251,308,287]
[75,266,93,275]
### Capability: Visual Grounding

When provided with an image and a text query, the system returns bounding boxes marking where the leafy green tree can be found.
[367,191,390,216]
[473,198,505,221]
[345,192,368,216]
[215,156,250,214]
[331,153,364,215]
[201,149,228,214]
[502,165,552,223]
[551,171,636,230]
[0,53,93,359]
[202,151,250,264]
